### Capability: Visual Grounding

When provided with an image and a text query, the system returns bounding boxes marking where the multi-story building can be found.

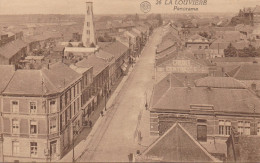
[0,62,93,162]
[75,55,110,107]
[185,34,210,50]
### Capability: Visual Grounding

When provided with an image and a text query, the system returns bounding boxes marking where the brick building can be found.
[150,76,260,159]
[185,34,210,50]
[0,62,93,162]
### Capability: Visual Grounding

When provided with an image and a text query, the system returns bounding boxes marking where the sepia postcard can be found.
[0,0,260,162]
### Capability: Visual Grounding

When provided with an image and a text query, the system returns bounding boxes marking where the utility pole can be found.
[72,123,75,163]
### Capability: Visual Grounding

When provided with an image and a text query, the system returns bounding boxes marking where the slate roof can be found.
[210,39,230,49]
[102,41,128,60]
[212,57,257,63]
[3,62,81,96]
[195,77,246,89]
[76,55,109,76]
[215,31,241,42]
[153,73,208,105]
[187,34,209,43]
[227,64,260,80]
[95,49,114,62]
[157,39,176,54]
[0,65,15,93]
[152,87,260,114]
[136,123,219,162]
[0,39,27,59]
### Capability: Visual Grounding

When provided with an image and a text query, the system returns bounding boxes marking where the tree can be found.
[155,14,163,26]
[199,32,210,39]
[240,44,257,57]
[224,43,238,57]
[78,42,84,47]
[90,43,96,48]
[67,43,73,47]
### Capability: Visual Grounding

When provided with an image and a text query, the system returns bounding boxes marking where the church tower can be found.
[82,1,96,47]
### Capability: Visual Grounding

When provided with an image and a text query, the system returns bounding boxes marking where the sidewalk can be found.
[59,58,140,162]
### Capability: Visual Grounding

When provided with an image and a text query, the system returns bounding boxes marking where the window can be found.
[225,121,231,135]
[219,120,231,135]
[30,142,37,157]
[205,46,208,49]
[197,125,207,142]
[244,121,251,135]
[12,101,19,113]
[12,119,19,134]
[238,121,251,135]
[30,102,37,114]
[12,141,19,156]
[30,121,37,134]
[199,46,202,49]
[86,30,90,35]
[87,22,90,27]
[257,122,260,135]
[219,120,225,135]
[50,100,57,113]
[50,118,57,134]
[238,121,243,135]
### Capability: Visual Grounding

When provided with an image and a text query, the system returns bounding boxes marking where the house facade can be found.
[150,77,260,146]
[0,62,93,162]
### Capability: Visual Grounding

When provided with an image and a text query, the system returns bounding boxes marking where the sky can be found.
[0,0,258,15]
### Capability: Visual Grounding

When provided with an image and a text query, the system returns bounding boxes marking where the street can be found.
[76,28,163,162]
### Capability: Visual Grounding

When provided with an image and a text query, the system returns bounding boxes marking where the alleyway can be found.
[77,28,163,162]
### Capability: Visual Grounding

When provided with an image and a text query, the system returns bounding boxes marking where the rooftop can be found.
[3,62,81,96]
[152,87,260,114]
[0,39,27,59]
[102,41,128,60]
[136,123,219,162]
[0,65,15,93]
[195,77,246,89]
[76,55,109,76]
[227,64,260,80]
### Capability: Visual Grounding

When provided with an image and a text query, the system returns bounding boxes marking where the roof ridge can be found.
[2,69,16,94]
[232,65,242,78]
[142,123,178,155]
[177,124,221,162]
[41,69,59,93]
[153,87,173,108]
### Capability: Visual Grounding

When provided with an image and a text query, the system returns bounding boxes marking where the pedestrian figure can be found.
[85,120,88,126]
[89,120,92,128]
[100,111,104,117]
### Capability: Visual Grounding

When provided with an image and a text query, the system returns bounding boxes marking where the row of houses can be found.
[0,36,142,162]
[136,22,260,162]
